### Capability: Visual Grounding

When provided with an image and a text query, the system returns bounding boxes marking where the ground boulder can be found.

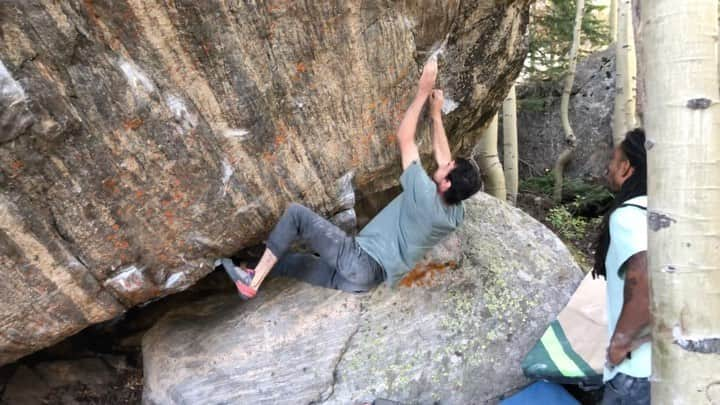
[142,193,583,404]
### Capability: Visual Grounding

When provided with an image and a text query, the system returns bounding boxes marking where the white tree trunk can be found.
[553,0,585,202]
[643,0,720,403]
[475,113,506,200]
[612,0,637,146]
[609,0,618,43]
[503,84,518,205]
[632,0,645,123]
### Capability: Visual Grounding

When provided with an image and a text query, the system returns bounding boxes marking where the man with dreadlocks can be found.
[593,128,651,405]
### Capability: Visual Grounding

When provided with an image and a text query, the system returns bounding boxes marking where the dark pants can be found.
[266,203,385,293]
[601,373,650,405]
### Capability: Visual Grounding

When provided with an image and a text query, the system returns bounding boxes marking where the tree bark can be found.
[613,0,637,146]
[632,0,645,124]
[643,0,720,403]
[609,0,618,43]
[476,113,506,200]
[553,0,585,202]
[503,84,518,205]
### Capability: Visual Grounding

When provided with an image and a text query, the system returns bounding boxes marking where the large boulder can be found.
[0,1,530,364]
[515,48,616,181]
[142,193,583,404]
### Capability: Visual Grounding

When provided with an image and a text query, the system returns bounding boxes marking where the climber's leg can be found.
[228,203,383,298]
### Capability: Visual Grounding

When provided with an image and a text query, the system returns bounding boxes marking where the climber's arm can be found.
[397,60,437,170]
[429,90,451,167]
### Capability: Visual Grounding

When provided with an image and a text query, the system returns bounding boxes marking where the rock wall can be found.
[142,193,583,404]
[0,0,530,366]
[515,48,615,181]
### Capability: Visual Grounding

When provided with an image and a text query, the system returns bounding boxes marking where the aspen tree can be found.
[476,114,506,200]
[642,0,720,402]
[612,0,637,146]
[503,85,518,205]
[553,0,585,202]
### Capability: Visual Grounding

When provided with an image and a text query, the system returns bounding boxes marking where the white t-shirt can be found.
[603,196,651,382]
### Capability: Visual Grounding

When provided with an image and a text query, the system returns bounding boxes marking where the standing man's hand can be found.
[606,342,628,368]
[430,89,444,119]
[418,59,438,96]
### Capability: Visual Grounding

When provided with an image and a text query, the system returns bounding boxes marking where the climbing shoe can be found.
[219,258,256,300]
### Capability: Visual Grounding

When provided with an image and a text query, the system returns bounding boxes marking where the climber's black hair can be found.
[443,157,482,205]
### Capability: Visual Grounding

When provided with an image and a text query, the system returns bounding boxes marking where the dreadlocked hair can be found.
[592,128,647,279]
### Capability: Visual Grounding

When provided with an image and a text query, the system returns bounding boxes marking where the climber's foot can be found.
[219,258,257,300]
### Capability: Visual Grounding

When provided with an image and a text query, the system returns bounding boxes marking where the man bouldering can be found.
[221,59,481,299]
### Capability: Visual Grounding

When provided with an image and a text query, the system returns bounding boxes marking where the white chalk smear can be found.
[164,272,185,289]
[442,97,459,114]
[223,128,250,140]
[105,265,145,292]
[0,60,26,103]
[118,59,155,93]
[166,94,197,130]
[427,33,450,64]
[221,159,234,196]
[336,171,355,209]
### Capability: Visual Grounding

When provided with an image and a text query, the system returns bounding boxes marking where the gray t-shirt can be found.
[356,161,464,287]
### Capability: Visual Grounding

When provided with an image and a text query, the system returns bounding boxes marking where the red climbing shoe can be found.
[220,258,257,300]
[234,280,257,300]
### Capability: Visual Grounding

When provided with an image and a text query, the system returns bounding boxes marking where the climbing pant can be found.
[266,203,385,293]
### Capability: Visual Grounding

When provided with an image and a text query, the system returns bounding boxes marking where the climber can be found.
[220,59,481,299]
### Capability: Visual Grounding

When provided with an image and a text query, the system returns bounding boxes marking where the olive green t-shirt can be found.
[356,161,464,287]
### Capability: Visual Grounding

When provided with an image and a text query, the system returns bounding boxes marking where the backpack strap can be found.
[619,203,647,210]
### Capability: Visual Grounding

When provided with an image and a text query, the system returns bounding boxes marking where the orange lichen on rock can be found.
[399,261,457,288]
[10,160,24,171]
[124,118,143,130]
[102,178,119,193]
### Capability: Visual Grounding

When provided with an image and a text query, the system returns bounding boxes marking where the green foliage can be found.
[520,172,613,213]
[546,205,600,241]
[520,171,557,195]
[517,96,548,112]
[526,0,609,83]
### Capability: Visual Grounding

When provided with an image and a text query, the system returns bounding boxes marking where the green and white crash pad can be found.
[522,272,607,385]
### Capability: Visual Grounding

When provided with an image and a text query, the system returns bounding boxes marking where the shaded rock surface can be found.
[0,1,531,365]
[0,267,238,405]
[515,48,615,180]
[142,193,583,404]
[1,356,141,404]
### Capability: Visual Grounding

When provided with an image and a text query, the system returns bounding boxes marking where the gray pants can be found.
[266,203,385,293]
[601,373,650,405]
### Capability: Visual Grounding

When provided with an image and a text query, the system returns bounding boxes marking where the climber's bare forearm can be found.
[397,92,427,169]
[397,60,437,169]
[431,114,451,167]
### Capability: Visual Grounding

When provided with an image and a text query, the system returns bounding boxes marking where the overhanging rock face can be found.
[0,1,530,365]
